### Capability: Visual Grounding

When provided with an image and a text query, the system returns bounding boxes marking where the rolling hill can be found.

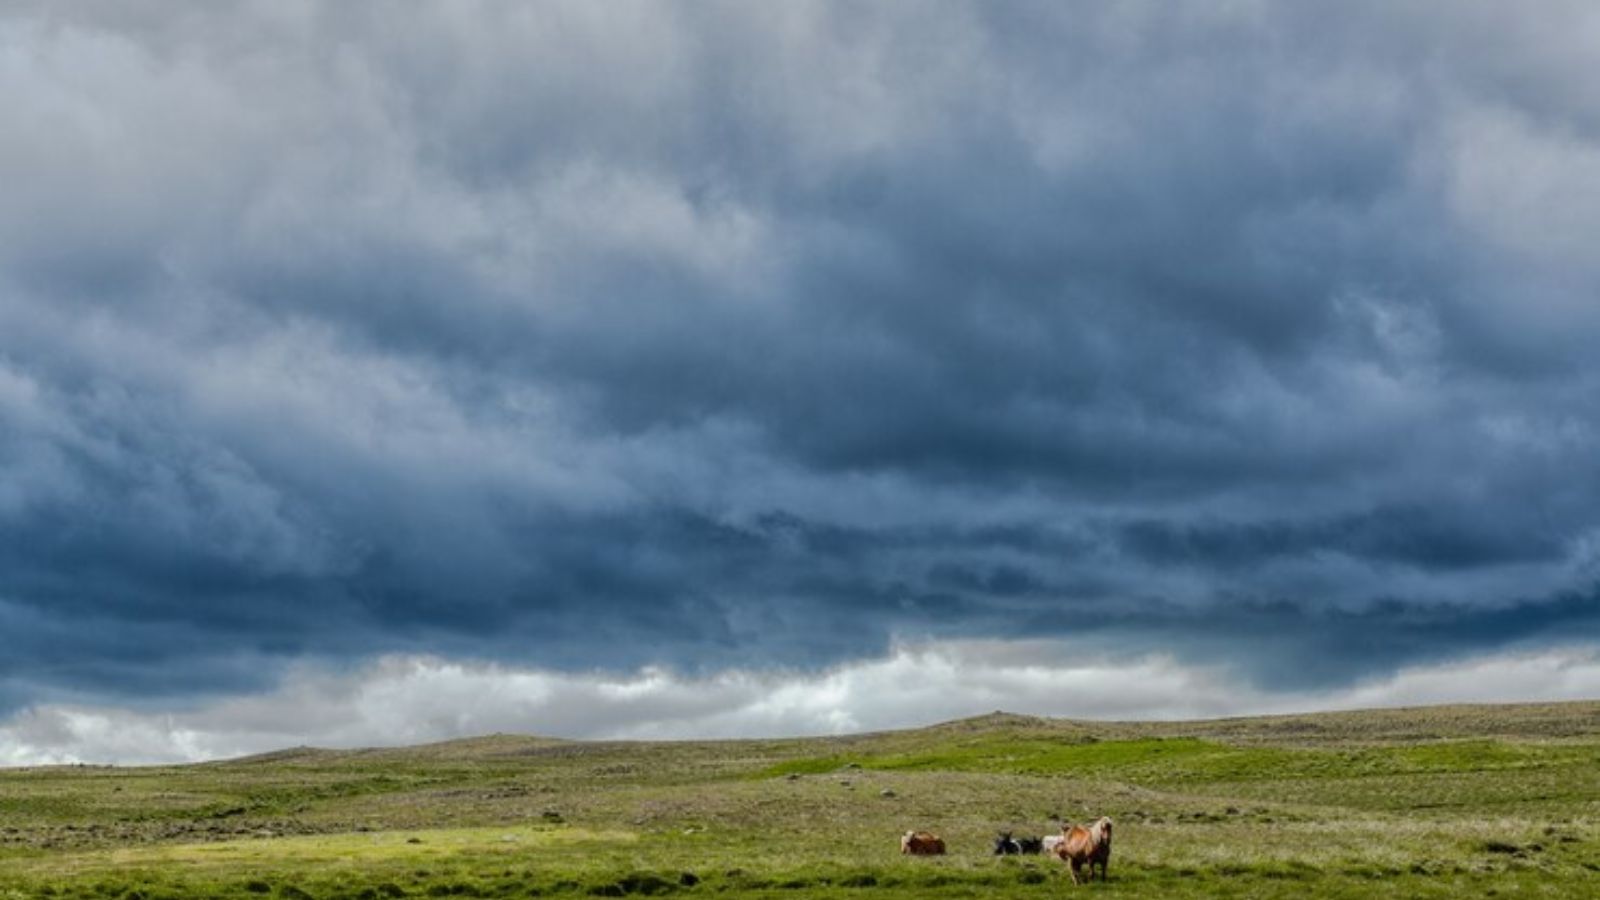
[3,701,1598,897]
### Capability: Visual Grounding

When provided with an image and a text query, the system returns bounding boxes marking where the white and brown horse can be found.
[1053,816,1112,883]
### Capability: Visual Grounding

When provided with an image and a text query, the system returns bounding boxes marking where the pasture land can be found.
[3,702,1600,898]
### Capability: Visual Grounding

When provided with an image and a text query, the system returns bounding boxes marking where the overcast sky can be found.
[3,1,1600,764]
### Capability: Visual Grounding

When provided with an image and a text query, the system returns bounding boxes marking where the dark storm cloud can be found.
[1114,506,1570,572]
[3,0,1600,714]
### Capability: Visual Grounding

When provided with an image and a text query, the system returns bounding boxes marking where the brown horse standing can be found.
[1054,817,1112,883]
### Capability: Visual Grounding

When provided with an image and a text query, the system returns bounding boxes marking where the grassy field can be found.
[3,702,1600,898]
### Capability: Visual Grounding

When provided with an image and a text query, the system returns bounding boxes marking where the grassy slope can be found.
[2,702,1599,898]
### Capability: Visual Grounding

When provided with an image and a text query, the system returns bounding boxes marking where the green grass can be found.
[3,702,1600,897]
[757,735,1292,779]
[758,732,1600,788]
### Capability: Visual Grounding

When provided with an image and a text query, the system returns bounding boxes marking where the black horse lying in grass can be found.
[993,832,1044,855]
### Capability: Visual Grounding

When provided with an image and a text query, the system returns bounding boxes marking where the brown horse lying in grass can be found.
[900,830,946,855]
[1053,816,1112,883]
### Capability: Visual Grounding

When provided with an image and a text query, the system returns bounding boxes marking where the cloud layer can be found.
[8,641,1600,766]
[3,1,1600,743]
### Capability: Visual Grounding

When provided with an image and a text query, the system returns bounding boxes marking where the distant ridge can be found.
[214,745,338,766]
[933,710,1050,731]
[203,698,1600,766]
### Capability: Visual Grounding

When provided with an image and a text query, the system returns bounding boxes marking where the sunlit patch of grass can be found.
[757,733,1600,793]
[755,736,1259,780]
[117,823,621,868]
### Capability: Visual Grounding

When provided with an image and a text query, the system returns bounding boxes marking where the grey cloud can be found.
[2,1,1600,717]
[9,643,1600,765]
